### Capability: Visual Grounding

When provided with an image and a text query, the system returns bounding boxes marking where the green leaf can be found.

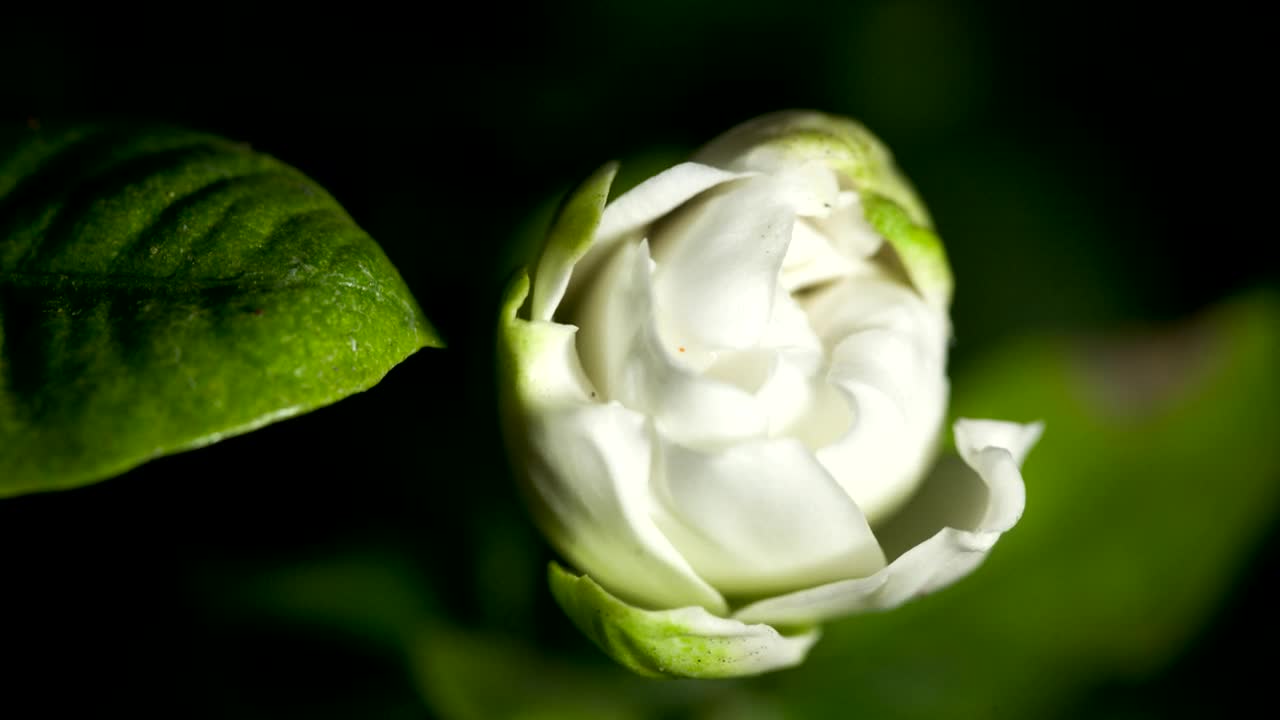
[0,123,440,496]
[745,291,1280,718]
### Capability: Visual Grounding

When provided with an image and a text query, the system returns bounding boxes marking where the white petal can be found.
[727,290,849,445]
[596,162,749,242]
[651,177,795,351]
[954,419,1043,529]
[654,437,886,598]
[732,419,1042,626]
[815,373,922,524]
[815,332,948,523]
[804,273,947,357]
[813,191,884,261]
[574,240,768,447]
[506,320,598,408]
[772,161,840,217]
[956,419,1042,470]
[764,360,853,448]
[521,400,728,613]
[803,275,950,524]
[760,285,825,356]
[499,273,725,613]
[755,350,824,438]
[562,162,751,316]
[781,219,856,292]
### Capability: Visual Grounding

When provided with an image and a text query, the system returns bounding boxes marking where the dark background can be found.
[2,2,1275,717]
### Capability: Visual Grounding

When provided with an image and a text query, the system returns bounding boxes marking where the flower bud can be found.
[498,111,1041,678]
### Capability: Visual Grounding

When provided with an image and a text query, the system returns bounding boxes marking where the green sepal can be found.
[548,563,818,679]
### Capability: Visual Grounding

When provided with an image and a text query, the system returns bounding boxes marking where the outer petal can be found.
[654,437,886,598]
[563,162,748,312]
[733,419,1043,626]
[549,563,818,679]
[595,162,748,242]
[498,272,727,613]
[530,162,617,322]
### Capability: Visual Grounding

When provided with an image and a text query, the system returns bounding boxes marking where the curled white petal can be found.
[732,419,1043,626]
[804,274,950,524]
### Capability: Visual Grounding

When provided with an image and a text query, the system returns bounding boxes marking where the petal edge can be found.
[733,419,1042,626]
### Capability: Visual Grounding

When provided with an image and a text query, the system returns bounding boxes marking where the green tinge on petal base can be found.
[548,563,819,679]
[863,193,953,309]
[530,161,618,323]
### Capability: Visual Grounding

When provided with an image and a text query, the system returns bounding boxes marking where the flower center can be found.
[568,168,949,525]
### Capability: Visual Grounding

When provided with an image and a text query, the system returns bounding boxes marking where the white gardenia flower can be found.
[498,111,1042,678]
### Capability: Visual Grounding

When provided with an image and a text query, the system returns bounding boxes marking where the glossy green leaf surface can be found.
[0,124,439,496]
